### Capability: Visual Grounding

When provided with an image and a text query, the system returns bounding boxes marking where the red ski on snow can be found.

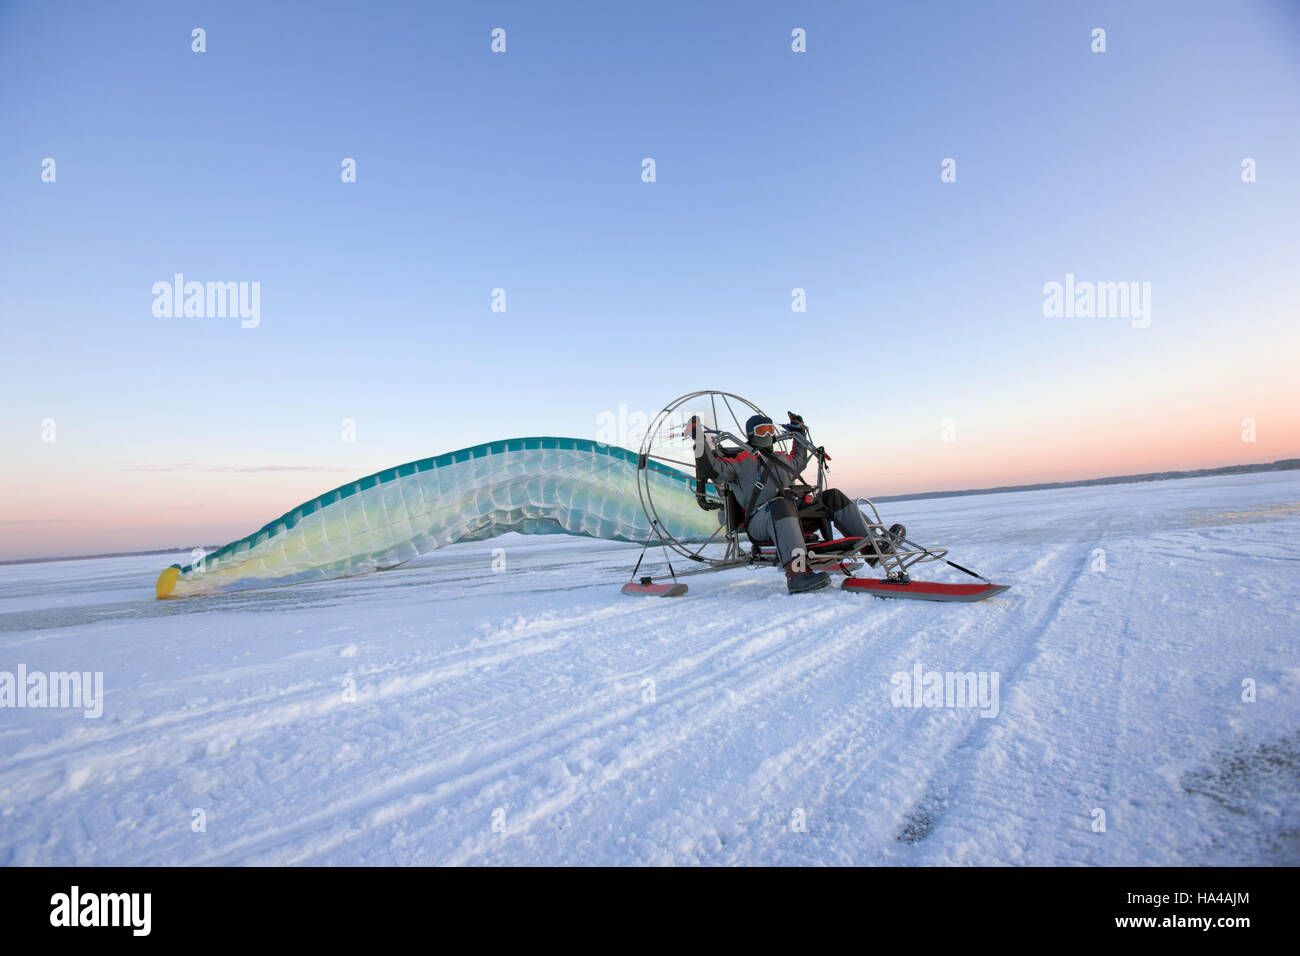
[842,578,1010,602]
[621,579,688,597]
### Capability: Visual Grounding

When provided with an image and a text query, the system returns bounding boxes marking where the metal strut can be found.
[627,519,680,585]
[943,559,993,585]
[654,519,680,582]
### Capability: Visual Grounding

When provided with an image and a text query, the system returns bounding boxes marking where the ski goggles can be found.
[750,422,777,437]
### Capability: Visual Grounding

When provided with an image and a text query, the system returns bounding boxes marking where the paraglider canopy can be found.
[156,436,720,598]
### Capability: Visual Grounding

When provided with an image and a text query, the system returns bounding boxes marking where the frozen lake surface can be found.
[1,471,1298,865]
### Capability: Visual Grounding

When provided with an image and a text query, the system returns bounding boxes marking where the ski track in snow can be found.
[1,471,1297,865]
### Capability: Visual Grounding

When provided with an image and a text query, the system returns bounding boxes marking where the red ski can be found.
[621,579,688,597]
[842,578,1009,602]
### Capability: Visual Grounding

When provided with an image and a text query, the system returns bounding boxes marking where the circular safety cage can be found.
[635,390,771,566]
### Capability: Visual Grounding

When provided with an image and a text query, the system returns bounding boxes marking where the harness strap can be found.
[740,455,773,529]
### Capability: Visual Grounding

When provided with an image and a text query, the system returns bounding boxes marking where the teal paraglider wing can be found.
[156,437,718,598]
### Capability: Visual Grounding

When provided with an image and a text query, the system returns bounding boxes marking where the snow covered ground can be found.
[1,471,1297,866]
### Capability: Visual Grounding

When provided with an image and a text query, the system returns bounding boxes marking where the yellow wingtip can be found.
[155,565,181,600]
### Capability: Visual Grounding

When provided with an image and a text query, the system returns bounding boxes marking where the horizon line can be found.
[3,455,1295,568]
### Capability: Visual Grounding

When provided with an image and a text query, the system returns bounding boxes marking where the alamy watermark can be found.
[1042,273,1150,328]
[152,273,260,328]
[1,664,103,718]
[50,886,150,936]
[890,661,999,718]
[596,403,658,450]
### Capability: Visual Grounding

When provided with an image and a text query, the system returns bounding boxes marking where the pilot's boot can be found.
[784,559,830,594]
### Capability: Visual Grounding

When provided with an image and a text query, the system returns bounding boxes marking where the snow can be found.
[1,471,1297,865]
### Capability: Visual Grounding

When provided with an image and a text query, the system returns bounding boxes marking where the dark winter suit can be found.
[702,435,872,565]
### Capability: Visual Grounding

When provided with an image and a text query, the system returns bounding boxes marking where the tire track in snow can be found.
[179,599,852,863]
[695,557,1028,863]
[433,599,906,866]
[699,540,1083,863]
[0,595,697,772]
[884,536,1124,863]
[205,598,895,864]
[0,597,723,859]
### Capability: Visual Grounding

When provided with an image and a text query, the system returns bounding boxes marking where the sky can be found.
[1,0,1298,559]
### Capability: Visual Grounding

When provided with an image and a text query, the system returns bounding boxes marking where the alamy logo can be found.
[890,661,1000,718]
[50,886,151,936]
[0,665,103,718]
[152,273,261,328]
[595,403,653,449]
[1042,273,1151,328]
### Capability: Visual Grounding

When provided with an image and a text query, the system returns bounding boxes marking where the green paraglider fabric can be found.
[156,437,718,598]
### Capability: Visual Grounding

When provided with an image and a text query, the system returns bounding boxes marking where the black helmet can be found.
[745,414,776,450]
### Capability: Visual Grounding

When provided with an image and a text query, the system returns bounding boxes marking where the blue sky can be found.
[2,0,1298,557]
